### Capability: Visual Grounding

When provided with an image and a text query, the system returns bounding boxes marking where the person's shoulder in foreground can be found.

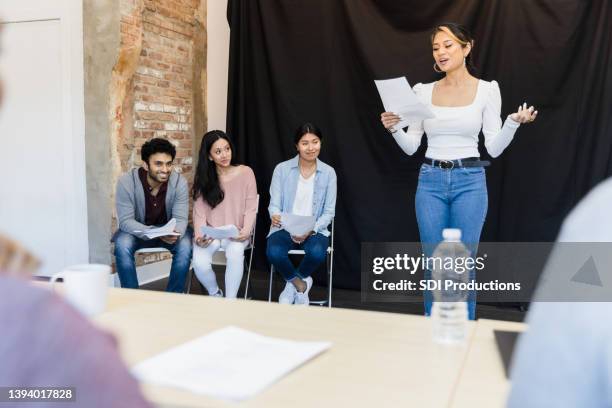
[507,177,612,408]
[556,177,612,242]
[0,275,152,408]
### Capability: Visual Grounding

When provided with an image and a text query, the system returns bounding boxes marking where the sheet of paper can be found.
[200,224,240,240]
[132,326,331,402]
[374,76,435,130]
[281,213,316,236]
[135,218,180,239]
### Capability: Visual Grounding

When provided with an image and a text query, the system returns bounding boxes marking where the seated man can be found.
[113,138,192,292]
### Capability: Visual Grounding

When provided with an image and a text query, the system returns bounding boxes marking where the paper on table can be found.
[281,213,316,236]
[374,76,435,130]
[135,218,180,239]
[200,224,240,240]
[132,326,331,402]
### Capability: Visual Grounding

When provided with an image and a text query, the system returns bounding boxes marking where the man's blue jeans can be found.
[415,164,488,320]
[266,230,329,281]
[113,226,193,292]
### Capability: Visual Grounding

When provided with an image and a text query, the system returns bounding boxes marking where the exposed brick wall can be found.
[111,0,206,267]
[121,0,202,178]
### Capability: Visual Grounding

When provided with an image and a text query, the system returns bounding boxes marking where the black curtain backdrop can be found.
[226,0,612,290]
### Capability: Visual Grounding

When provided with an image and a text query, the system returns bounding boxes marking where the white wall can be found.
[207,0,230,131]
[0,0,88,276]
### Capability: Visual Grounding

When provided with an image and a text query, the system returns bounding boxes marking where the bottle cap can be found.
[442,228,462,242]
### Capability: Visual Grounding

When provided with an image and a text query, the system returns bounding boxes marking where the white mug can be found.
[50,264,110,317]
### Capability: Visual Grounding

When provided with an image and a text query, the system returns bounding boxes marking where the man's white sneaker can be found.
[279,282,297,304]
[210,288,223,297]
[294,276,313,306]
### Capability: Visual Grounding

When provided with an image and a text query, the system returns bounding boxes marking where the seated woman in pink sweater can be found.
[192,130,258,298]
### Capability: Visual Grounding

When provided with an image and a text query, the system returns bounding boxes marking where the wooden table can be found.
[94,288,524,408]
[451,319,526,408]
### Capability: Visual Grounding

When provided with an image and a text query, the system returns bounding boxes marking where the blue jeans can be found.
[266,230,329,281]
[113,226,193,292]
[415,163,488,320]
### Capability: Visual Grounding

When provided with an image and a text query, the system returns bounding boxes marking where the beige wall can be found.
[206,0,229,132]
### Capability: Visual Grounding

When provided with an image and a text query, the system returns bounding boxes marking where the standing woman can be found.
[380,23,538,319]
[266,123,337,306]
[192,130,258,298]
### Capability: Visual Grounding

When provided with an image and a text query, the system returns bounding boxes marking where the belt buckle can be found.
[438,160,454,170]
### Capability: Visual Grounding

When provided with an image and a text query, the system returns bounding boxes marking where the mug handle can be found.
[49,272,64,289]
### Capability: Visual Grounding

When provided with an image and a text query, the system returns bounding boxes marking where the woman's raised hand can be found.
[380,112,401,131]
[510,103,538,124]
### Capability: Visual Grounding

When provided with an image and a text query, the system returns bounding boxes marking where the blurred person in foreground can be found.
[507,177,612,407]
[0,25,152,408]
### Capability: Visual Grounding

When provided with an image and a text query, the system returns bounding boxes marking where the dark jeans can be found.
[113,226,193,292]
[266,230,329,281]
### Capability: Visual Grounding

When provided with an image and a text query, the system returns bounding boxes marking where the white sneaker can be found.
[278,282,297,304]
[210,288,223,297]
[294,277,313,306]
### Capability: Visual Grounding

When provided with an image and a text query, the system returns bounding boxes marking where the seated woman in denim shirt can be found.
[266,123,337,306]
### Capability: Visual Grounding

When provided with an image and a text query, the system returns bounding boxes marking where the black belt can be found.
[424,157,491,169]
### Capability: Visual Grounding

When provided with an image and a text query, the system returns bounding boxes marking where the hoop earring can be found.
[433,63,443,73]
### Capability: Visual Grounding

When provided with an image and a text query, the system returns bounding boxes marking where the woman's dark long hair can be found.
[192,130,237,208]
[430,22,478,76]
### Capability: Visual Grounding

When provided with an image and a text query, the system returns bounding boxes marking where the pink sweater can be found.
[193,165,258,239]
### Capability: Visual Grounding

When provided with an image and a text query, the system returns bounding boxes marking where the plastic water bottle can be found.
[431,228,470,344]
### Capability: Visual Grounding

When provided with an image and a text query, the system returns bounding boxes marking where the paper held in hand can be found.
[281,213,316,236]
[374,76,435,130]
[200,224,240,240]
[135,218,180,239]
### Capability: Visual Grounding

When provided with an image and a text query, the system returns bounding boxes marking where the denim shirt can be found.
[267,155,337,237]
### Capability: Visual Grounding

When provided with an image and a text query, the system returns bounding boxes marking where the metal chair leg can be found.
[328,250,334,308]
[244,246,255,300]
[268,265,274,302]
[185,267,193,294]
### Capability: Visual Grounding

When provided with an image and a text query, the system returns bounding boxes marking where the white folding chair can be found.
[267,218,335,307]
[189,194,259,299]
[133,247,193,293]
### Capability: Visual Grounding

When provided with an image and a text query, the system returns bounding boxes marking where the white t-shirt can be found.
[392,80,520,160]
[291,173,315,216]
